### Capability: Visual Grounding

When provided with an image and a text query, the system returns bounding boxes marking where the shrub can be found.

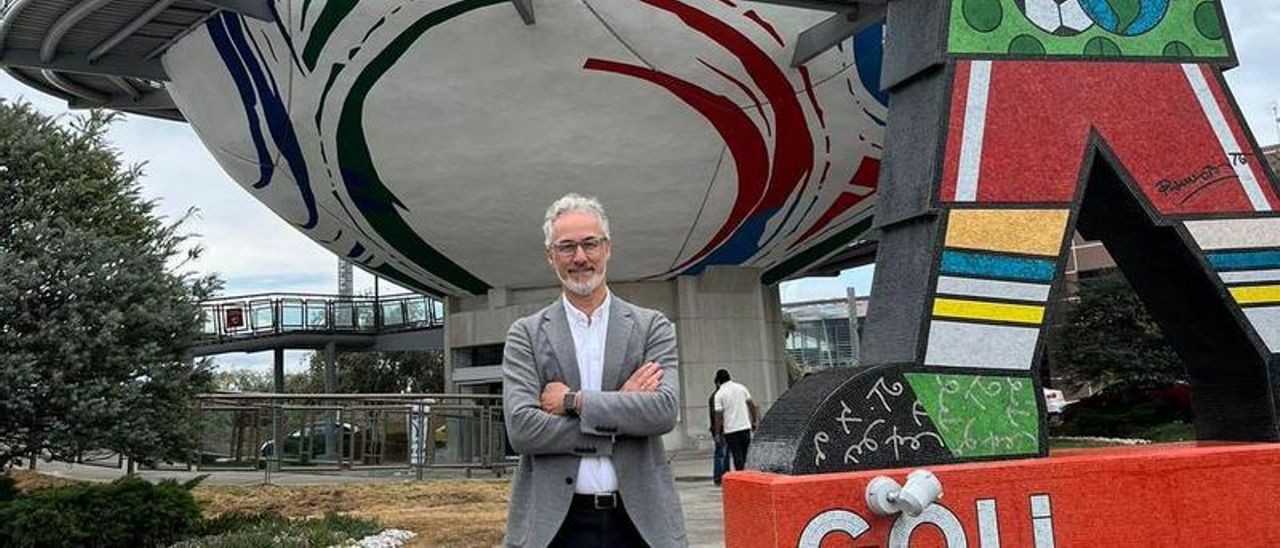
[175,511,382,547]
[0,476,16,502]
[1054,384,1193,438]
[0,475,203,547]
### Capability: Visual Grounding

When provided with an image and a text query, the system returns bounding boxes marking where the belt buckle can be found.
[593,492,617,510]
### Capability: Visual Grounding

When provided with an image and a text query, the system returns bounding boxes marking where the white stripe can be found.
[1243,307,1280,352]
[1181,64,1271,212]
[1184,218,1280,250]
[1034,518,1057,548]
[977,499,1001,548]
[955,61,992,202]
[924,320,1039,370]
[1221,269,1280,284]
[936,276,1052,302]
[1030,494,1052,518]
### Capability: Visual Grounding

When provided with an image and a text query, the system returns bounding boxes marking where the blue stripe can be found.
[940,251,1056,283]
[223,14,320,230]
[1207,250,1280,272]
[852,24,888,108]
[207,18,275,189]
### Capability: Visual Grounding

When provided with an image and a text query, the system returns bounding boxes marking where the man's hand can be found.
[541,381,570,415]
[621,361,663,392]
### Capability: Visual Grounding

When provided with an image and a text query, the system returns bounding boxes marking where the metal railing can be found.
[192,393,512,480]
[198,292,445,344]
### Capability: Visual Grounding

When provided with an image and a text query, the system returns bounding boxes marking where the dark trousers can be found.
[550,494,647,547]
[725,429,751,471]
[712,437,731,485]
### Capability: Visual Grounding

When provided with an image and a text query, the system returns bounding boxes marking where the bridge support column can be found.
[271,347,284,471]
[323,341,339,463]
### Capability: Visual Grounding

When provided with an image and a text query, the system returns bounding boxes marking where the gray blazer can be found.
[502,295,687,547]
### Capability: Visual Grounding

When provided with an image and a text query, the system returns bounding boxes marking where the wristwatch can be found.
[563,391,579,417]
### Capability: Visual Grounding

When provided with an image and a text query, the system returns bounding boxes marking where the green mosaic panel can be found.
[948,0,1232,62]
[905,373,1040,458]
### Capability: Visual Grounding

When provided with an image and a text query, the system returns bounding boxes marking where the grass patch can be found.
[1134,422,1196,442]
[1048,438,1128,449]
[194,480,510,547]
[173,511,381,548]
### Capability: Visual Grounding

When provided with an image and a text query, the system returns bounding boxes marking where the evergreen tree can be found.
[1049,272,1185,393]
[0,102,219,469]
[301,350,445,394]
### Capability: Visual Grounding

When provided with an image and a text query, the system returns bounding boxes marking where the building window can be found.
[453,344,504,368]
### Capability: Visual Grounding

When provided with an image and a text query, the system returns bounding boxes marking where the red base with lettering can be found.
[724,443,1280,547]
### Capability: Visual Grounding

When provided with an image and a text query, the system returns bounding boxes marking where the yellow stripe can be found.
[933,298,1045,325]
[945,209,1069,257]
[1229,285,1280,305]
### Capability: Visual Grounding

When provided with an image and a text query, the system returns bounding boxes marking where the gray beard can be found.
[560,268,605,297]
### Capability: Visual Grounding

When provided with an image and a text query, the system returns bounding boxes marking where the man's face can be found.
[547,210,611,297]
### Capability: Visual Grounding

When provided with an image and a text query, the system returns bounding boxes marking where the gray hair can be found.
[543,193,611,247]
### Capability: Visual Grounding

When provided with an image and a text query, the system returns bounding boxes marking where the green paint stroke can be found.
[1109,0,1143,35]
[1084,36,1122,56]
[1194,2,1223,40]
[303,0,359,71]
[906,373,1040,458]
[335,0,501,295]
[948,0,1231,61]
[1163,40,1193,57]
[1008,34,1045,55]
[963,0,1003,33]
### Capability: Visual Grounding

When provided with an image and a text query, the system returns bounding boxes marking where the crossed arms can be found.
[502,313,680,456]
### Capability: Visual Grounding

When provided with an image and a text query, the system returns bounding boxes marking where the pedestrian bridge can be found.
[194,292,444,356]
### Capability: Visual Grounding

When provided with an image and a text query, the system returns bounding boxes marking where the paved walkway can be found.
[30,453,729,546]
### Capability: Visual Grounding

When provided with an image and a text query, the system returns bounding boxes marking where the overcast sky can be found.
[3,0,1275,370]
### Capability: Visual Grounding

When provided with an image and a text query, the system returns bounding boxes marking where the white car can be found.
[1043,388,1068,414]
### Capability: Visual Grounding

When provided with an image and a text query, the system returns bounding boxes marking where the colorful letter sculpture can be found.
[750,0,1280,474]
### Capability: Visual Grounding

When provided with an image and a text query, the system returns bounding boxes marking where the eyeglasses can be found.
[550,237,608,258]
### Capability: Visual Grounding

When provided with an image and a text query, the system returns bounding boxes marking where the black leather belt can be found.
[571,492,620,510]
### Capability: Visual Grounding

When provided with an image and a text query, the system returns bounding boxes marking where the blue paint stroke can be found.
[220,13,319,230]
[853,23,889,107]
[940,250,1056,283]
[681,209,777,276]
[267,0,305,73]
[207,19,275,189]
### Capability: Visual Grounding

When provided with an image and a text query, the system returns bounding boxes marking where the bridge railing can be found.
[198,292,445,342]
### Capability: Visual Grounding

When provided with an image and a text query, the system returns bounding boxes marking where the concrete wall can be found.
[443,266,788,453]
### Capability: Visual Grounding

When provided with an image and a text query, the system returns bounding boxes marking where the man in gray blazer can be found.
[503,193,687,547]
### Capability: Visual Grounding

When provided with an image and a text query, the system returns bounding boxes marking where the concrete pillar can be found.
[673,267,788,453]
[271,347,284,470]
[323,341,338,462]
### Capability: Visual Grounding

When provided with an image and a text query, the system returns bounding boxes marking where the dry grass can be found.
[5,469,82,492]
[194,480,511,547]
[3,470,510,546]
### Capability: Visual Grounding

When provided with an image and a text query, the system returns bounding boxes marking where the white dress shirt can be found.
[563,292,618,494]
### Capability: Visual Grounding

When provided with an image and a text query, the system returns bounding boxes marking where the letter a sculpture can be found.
[752,0,1280,474]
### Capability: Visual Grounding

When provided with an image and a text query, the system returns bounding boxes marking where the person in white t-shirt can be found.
[712,369,758,473]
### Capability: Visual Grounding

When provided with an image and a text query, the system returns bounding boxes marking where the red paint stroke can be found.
[797,65,824,129]
[637,0,812,272]
[584,58,770,251]
[698,57,772,136]
[789,157,880,249]
[743,10,784,47]
[716,0,737,6]
[817,161,831,186]
[824,135,830,155]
